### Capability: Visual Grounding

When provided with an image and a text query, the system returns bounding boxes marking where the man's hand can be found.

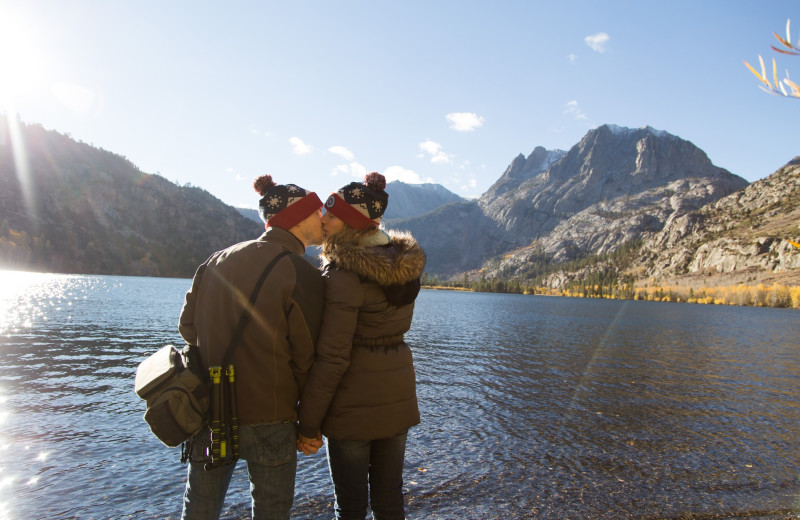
[297,432,323,455]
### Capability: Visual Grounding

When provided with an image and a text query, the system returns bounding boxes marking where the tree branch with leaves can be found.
[744,18,800,98]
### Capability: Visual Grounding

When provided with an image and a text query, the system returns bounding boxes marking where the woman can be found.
[297,172,426,520]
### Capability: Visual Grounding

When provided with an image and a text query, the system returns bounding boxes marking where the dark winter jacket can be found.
[179,227,323,425]
[298,229,426,441]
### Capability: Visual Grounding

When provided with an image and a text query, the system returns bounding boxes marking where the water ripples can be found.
[2,274,800,519]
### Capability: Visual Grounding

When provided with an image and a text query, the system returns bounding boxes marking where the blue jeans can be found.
[181,421,297,520]
[326,431,408,520]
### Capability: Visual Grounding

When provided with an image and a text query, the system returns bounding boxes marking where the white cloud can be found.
[331,162,366,180]
[289,136,312,155]
[383,165,432,184]
[585,32,610,53]
[419,140,452,164]
[567,53,578,64]
[419,140,441,155]
[446,112,484,132]
[564,100,588,120]
[328,145,354,161]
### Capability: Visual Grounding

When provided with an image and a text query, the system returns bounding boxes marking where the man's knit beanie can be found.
[324,172,389,230]
[254,175,322,230]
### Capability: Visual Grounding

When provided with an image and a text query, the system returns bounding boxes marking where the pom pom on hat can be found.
[324,172,389,230]
[253,174,276,196]
[254,174,322,230]
[363,171,386,191]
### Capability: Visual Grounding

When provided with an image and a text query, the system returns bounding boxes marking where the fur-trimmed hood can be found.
[321,229,426,286]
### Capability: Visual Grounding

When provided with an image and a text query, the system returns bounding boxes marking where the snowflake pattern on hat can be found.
[336,177,388,221]
[258,183,312,223]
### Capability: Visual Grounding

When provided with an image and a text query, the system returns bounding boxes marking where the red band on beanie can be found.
[325,193,377,230]
[268,193,323,230]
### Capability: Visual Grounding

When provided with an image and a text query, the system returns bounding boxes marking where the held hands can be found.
[297,431,323,455]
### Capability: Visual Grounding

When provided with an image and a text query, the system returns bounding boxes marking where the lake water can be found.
[1,270,799,519]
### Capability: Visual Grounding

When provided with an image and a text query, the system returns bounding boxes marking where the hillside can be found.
[448,154,799,304]
[630,156,800,288]
[0,117,263,277]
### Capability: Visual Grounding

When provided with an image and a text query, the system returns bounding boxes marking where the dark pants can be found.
[326,431,408,520]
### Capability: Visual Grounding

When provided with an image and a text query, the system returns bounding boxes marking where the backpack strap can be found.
[220,249,291,367]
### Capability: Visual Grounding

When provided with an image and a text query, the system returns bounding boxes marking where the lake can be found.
[1,270,799,519]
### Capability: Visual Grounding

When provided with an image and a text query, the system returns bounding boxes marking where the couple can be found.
[177,172,426,520]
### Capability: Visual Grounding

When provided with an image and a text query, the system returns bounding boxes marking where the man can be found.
[178,174,325,520]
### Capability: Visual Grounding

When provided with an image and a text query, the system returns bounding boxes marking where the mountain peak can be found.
[599,124,672,139]
[482,146,566,201]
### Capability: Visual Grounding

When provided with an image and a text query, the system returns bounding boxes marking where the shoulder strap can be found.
[220,249,291,367]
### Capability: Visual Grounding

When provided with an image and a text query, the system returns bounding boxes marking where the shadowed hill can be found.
[0,116,263,277]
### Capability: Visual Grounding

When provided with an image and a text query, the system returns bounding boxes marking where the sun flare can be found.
[0,9,47,112]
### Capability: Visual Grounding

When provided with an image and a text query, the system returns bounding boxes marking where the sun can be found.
[0,8,47,113]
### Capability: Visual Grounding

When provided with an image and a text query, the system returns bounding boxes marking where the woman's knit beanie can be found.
[324,172,389,230]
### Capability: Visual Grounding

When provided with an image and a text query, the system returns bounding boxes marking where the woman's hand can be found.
[297,431,323,455]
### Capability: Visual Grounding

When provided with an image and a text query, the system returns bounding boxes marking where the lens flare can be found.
[0,8,48,223]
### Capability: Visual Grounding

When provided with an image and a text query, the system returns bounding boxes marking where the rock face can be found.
[631,157,800,285]
[481,146,567,201]
[401,124,749,278]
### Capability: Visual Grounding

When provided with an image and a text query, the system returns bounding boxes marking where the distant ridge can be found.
[383,181,464,221]
[237,207,261,223]
[0,116,263,277]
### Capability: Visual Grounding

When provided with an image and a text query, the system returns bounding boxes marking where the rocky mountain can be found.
[4,116,794,292]
[0,116,263,277]
[398,125,750,279]
[383,181,465,221]
[629,156,800,287]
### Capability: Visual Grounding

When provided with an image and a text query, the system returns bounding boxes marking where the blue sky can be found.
[1,1,798,209]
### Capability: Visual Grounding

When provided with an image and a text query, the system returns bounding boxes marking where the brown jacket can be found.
[179,227,323,425]
[298,230,426,440]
